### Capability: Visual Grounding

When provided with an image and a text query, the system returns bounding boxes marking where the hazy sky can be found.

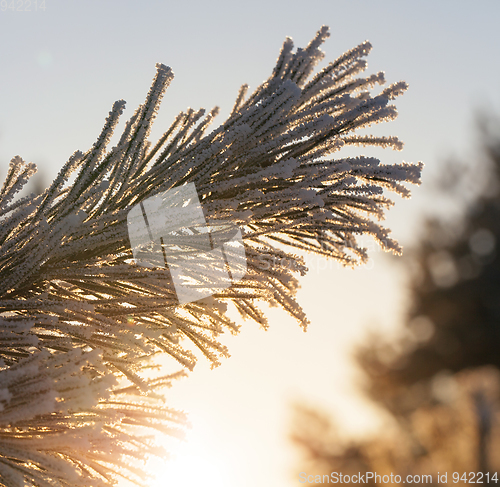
[2,1,500,486]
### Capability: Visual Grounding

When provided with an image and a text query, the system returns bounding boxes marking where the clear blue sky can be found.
[2,1,500,486]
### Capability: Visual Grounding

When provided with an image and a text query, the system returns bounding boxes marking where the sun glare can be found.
[148,427,232,487]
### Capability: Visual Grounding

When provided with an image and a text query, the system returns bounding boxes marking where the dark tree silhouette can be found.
[291,116,500,482]
[360,116,500,404]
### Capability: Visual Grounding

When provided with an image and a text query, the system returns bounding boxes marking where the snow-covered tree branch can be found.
[0,26,422,486]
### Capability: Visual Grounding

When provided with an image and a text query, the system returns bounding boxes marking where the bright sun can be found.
[147,427,232,487]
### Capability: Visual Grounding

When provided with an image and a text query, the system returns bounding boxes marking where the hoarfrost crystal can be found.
[0,26,422,486]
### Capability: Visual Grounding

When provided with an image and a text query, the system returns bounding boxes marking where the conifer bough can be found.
[0,26,422,486]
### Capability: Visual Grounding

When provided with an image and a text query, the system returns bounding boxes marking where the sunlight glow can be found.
[148,427,232,487]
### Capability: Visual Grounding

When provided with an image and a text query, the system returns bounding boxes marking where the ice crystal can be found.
[0,26,421,486]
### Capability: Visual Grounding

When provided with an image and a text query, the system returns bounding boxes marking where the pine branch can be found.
[0,26,422,485]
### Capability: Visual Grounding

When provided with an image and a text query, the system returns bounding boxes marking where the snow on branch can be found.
[0,26,422,485]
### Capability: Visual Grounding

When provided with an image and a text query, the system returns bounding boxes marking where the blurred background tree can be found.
[290,115,500,482]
